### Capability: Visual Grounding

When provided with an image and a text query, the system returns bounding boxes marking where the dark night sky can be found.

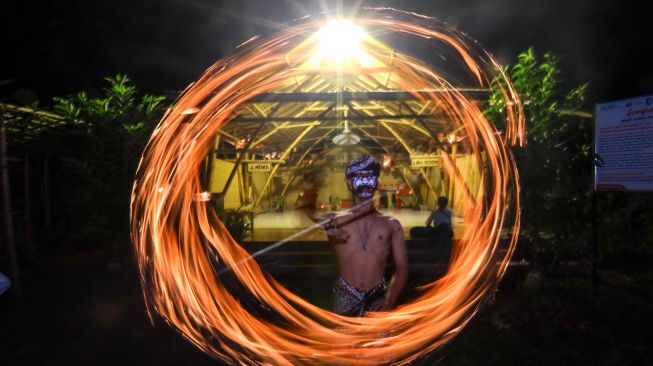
[1,0,652,106]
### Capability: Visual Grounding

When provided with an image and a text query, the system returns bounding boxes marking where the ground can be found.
[1,241,651,365]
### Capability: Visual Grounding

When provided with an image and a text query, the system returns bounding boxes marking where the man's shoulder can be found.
[375,212,402,226]
[377,214,404,238]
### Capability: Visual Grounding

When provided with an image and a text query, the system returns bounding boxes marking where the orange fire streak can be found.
[131,10,524,365]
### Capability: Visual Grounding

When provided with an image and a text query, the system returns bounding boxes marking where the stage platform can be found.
[246,209,465,242]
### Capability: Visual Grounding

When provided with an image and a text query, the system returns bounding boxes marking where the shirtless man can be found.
[321,154,408,317]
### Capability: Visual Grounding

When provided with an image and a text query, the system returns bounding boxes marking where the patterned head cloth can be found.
[345,154,380,198]
[345,154,380,178]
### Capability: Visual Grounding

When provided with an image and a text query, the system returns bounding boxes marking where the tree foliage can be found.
[47,74,166,245]
[486,48,592,263]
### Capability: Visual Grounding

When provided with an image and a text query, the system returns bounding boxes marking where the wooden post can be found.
[24,153,33,249]
[0,110,21,296]
[205,135,220,191]
[221,122,265,198]
[235,153,244,205]
[43,153,52,239]
[448,141,458,206]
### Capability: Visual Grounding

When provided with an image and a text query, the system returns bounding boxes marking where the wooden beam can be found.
[246,89,489,103]
[234,113,435,123]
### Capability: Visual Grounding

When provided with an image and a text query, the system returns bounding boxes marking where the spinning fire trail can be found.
[131,9,524,365]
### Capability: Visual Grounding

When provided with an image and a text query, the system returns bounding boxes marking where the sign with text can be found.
[247,163,272,172]
[410,154,441,168]
[595,94,653,191]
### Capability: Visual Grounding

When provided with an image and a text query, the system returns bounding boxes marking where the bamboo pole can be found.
[253,125,316,209]
[220,122,265,197]
[379,120,438,199]
[236,153,245,205]
[279,126,340,198]
[448,141,458,206]
[205,135,220,191]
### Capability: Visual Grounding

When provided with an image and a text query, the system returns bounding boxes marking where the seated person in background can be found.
[426,196,453,241]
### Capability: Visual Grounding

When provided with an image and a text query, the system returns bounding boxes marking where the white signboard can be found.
[595,94,653,191]
[247,163,272,172]
[410,154,441,168]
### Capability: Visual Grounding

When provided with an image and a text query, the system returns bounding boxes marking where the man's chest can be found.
[341,219,392,250]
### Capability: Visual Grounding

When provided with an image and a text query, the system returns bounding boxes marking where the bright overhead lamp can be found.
[316,20,365,63]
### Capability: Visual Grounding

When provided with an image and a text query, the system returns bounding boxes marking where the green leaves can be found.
[52,74,166,131]
[52,95,82,120]
[487,48,592,264]
[122,121,145,133]
[140,94,166,114]
[45,74,167,244]
[565,83,588,109]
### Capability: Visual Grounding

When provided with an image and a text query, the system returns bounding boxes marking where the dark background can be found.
[1,1,652,365]
[2,0,652,105]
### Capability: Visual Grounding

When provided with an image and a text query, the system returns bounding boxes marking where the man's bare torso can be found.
[332,210,401,291]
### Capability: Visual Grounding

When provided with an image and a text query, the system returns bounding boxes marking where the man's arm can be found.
[318,213,349,244]
[384,219,408,309]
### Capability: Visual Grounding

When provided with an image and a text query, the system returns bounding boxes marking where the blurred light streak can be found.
[131,9,524,365]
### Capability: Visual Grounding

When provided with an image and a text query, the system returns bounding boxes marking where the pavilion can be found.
[204,21,488,241]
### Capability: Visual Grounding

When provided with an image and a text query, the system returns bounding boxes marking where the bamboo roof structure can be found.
[0,103,67,146]
[212,21,490,168]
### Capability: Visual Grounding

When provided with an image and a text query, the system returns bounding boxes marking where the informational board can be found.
[595,94,653,191]
[410,154,441,168]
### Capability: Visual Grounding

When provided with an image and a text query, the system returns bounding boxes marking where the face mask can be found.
[348,169,378,198]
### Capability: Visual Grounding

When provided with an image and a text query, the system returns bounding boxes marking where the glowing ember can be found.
[131,9,524,365]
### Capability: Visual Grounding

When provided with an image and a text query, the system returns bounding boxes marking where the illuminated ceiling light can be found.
[316,20,366,86]
[316,20,365,63]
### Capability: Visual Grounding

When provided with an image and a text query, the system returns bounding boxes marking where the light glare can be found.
[317,20,365,63]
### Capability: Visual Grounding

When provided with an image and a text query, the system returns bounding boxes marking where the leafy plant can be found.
[486,48,592,264]
[221,210,252,243]
[272,196,285,212]
[48,74,166,244]
[409,194,421,210]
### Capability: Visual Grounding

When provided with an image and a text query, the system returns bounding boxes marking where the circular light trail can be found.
[131,10,524,365]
